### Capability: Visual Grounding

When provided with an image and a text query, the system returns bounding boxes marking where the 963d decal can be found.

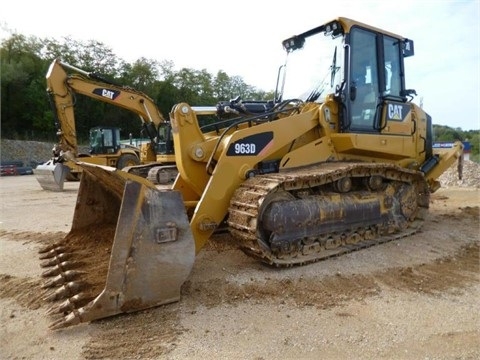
[227,132,273,156]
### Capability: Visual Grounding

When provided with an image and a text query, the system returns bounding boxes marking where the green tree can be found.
[433,125,463,142]
[153,80,180,118]
[1,33,50,139]
[120,57,160,92]
[433,125,480,163]
[43,36,121,75]
[1,31,274,144]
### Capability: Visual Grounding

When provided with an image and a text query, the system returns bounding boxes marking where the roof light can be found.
[324,21,342,38]
[282,36,305,52]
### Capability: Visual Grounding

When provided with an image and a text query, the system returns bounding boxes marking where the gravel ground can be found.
[0,140,479,359]
[0,169,479,359]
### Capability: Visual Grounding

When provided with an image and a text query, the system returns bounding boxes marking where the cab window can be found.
[383,36,402,98]
[349,28,379,130]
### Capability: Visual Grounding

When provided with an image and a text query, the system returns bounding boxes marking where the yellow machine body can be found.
[39,17,463,329]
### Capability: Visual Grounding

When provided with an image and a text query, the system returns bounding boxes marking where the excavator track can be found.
[227,162,430,267]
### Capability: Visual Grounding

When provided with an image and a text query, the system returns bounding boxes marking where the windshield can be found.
[281,33,344,103]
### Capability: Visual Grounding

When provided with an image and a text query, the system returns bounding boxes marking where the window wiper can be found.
[330,46,340,87]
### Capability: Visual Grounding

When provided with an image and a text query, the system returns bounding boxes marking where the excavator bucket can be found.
[38,162,195,329]
[33,160,70,191]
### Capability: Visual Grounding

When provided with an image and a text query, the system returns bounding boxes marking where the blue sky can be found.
[1,0,479,130]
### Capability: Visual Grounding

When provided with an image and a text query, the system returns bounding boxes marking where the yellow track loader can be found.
[39,17,463,329]
[34,59,177,191]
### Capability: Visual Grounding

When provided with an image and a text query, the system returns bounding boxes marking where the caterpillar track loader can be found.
[39,17,463,329]
[34,59,177,191]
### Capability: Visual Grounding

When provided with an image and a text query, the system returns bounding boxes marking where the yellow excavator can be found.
[34,59,177,191]
[39,17,463,329]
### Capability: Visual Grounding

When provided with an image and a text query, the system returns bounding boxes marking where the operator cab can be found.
[279,17,416,134]
[89,126,122,155]
[155,122,174,155]
[347,24,415,132]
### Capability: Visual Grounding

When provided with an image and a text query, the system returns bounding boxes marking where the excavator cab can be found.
[155,122,174,155]
[347,26,415,133]
[89,126,122,155]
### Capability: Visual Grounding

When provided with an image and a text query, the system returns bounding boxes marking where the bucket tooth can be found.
[41,261,83,277]
[43,281,86,302]
[46,293,92,315]
[46,303,66,316]
[39,242,65,254]
[40,253,73,267]
[39,247,67,260]
[41,270,85,289]
[49,311,82,330]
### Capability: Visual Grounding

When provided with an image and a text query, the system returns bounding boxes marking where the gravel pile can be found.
[439,158,480,188]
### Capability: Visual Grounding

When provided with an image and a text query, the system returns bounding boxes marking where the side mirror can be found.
[403,39,415,57]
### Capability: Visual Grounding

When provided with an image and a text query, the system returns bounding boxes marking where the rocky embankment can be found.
[0,139,89,168]
[0,139,55,167]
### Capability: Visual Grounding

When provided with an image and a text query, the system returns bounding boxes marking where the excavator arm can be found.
[46,58,166,160]
[34,58,169,190]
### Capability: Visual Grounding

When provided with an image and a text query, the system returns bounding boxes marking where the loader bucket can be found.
[33,160,70,191]
[39,162,195,329]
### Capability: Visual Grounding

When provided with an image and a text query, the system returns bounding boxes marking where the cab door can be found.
[349,27,379,132]
[347,25,415,137]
